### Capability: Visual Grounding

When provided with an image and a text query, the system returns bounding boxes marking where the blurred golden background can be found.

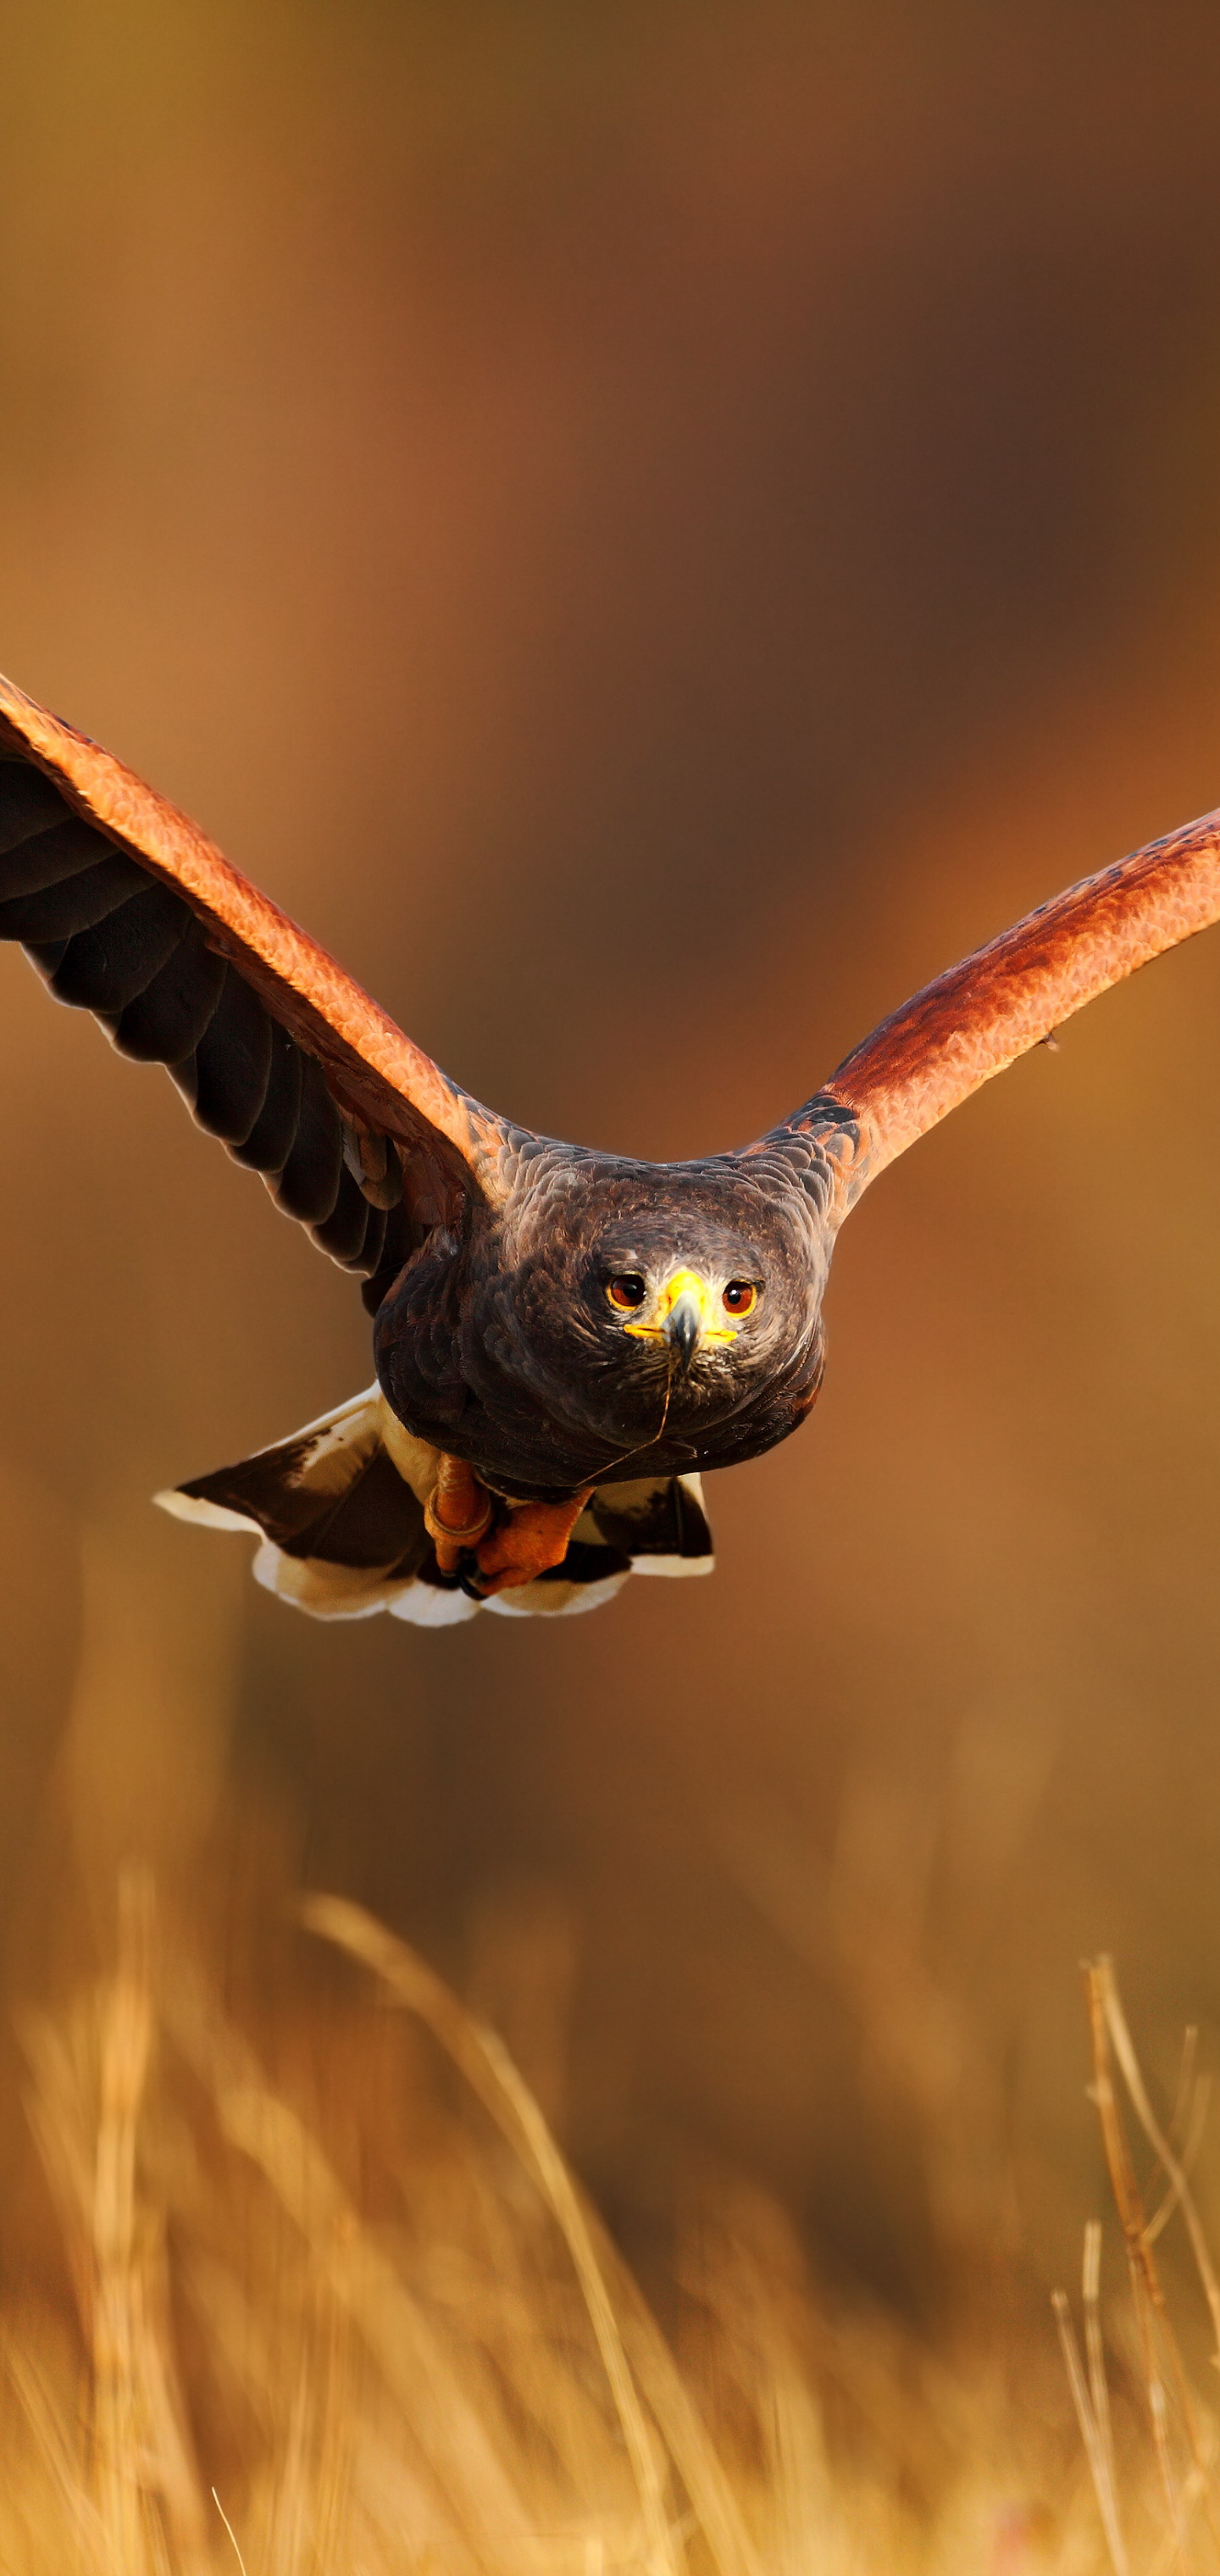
[4,3,1220,2544]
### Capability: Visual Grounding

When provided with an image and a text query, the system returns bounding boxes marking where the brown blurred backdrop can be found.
[3,0,1220,2330]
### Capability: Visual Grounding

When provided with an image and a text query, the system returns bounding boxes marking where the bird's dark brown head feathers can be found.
[374,1145,835,1497]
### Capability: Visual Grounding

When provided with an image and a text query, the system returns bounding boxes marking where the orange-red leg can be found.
[474,1490,592,1595]
[423,1454,493,1573]
[424,1456,592,1595]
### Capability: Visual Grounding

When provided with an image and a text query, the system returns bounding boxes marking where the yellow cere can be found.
[621,1268,741,1348]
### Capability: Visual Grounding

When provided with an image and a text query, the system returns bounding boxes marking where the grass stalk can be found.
[301,1891,692,2576]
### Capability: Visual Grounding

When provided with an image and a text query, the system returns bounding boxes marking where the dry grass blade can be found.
[19,1871,214,2576]
[1100,1961,1220,2369]
[1051,2285,1130,2576]
[1083,1959,1220,2573]
[301,1891,735,2576]
[1084,1963,1193,2566]
[1147,2079,1212,2251]
[211,2486,248,2574]
[1084,2223,1108,2442]
[1084,2223,1123,2535]
[567,2214,767,2576]
[86,1914,152,2517]
[1170,2032,1201,2154]
[94,1869,209,2576]
[2,2324,109,2568]
[163,1971,536,2562]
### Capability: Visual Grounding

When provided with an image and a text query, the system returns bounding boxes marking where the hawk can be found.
[1,671,1217,1624]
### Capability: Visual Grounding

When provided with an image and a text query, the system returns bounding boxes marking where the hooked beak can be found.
[622,1268,739,1365]
[664,1288,702,1374]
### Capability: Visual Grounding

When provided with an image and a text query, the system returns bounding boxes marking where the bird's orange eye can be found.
[607,1274,647,1311]
[722,1280,757,1317]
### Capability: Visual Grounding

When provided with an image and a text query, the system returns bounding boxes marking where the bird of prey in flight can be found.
[1,671,1216,1624]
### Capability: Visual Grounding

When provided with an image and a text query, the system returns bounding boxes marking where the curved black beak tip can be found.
[665,1293,701,1373]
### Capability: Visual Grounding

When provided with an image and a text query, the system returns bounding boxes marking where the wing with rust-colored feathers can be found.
[773,806,1220,1208]
[0,673,515,1297]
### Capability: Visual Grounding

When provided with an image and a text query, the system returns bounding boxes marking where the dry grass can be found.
[0,1877,1218,2573]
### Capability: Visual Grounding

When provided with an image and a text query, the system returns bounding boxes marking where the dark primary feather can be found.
[0,753,402,1280]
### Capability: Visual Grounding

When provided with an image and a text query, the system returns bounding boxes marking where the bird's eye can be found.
[722,1280,757,1317]
[607,1273,647,1311]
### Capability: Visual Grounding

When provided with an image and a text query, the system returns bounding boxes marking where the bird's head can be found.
[462,1156,829,1474]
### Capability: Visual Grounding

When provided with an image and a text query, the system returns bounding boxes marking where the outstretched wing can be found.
[0,673,513,1297]
[774,805,1220,1205]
